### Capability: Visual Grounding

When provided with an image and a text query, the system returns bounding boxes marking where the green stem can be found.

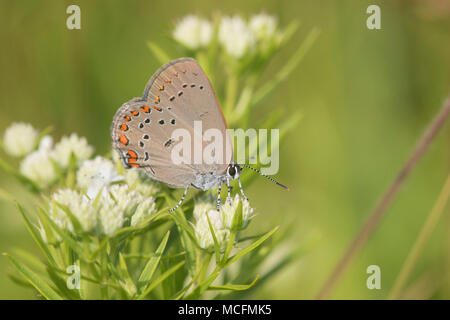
[231,75,258,126]
[251,28,320,107]
[316,97,450,300]
[198,252,212,284]
[224,73,238,118]
[221,231,237,266]
[389,173,450,299]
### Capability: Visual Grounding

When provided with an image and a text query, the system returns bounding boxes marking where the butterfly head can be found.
[226,163,241,180]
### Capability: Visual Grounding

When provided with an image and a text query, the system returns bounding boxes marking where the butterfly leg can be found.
[226,178,232,203]
[238,177,248,201]
[169,185,189,212]
[216,183,222,211]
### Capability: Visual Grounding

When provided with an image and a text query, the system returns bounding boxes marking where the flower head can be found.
[52,133,94,168]
[3,123,39,157]
[131,197,157,226]
[220,194,254,230]
[50,189,96,233]
[20,149,57,187]
[125,168,160,197]
[98,184,155,235]
[38,135,53,152]
[219,15,254,58]
[193,193,216,220]
[173,15,213,50]
[194,209,229,250]
[77,156,123,199]
[249,13,278,42]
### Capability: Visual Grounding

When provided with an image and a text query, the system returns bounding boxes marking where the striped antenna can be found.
[240,164,289,190]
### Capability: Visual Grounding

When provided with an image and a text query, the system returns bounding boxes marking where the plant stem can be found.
[388,173,450,299]
[316,97,450,300]
[224,73,238,118]
[251,28,320,107]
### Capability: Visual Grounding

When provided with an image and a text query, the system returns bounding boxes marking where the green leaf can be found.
[39,207,87,261]
[113,207,168,237]
[54,202,84,235]
[137,261,185,300]
[208,274,260,291]
[137,230,170,290]
[123,251,186,260]
[168,210,197,244]
[163,194,198,276]
[225,225,279,267]
[251,28,320,107]
[231,200,243,232]
[279,21,300,46]
[16,203,56,266]
[12,248,47,274]
[117,253,137,298]
[5,253,63,300]
[147,41,172,65]
[8,274,34,289]
[47,265,81,300]
[206,213,221,264]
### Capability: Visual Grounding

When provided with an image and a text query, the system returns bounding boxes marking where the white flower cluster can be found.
[48,156,158,236]
[172,13,281,59]
[193,194,254,250]
[2,123,160,237]
[77,156,123,199]
[52,133,94,168]
[2,123,94,188]
[2,122,39,157]
[173,15,213,50]
[50,184,157,236]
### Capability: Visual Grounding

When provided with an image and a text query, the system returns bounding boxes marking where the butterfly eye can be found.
[228,165,236,177]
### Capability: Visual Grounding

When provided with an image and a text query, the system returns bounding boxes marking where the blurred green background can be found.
[0,0,449,299]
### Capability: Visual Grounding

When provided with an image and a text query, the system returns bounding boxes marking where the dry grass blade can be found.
[316,97,450,300]
[389,173,450,299]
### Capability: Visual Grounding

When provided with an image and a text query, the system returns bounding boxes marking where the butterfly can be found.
[111,58,287,212]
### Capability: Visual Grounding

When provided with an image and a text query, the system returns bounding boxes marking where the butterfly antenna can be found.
[240,164,289,190]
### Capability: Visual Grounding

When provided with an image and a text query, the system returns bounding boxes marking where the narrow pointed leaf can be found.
[225,225,279,267]
[138,230,170,289]
[208,274,260,291]
[16,203,56,266]
[147,41,171,65]
[5,254,63,300]
[206,213,221,264]
[138,261,185,300]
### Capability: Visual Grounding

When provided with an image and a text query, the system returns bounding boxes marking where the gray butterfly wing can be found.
[111,97,195,188]
[111,58,232,188]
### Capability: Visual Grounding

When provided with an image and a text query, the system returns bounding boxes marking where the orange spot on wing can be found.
[151,106,162,111]
[127,149,137,159]
[119,134,129,146]
[131,110,139,116]
[119,124,128,131]
[140,105,151,113]
[158,85,164,91]
[129,163,140,168]
[123,115,131,121]
[153,96,160,104]
[165,79,172,83]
